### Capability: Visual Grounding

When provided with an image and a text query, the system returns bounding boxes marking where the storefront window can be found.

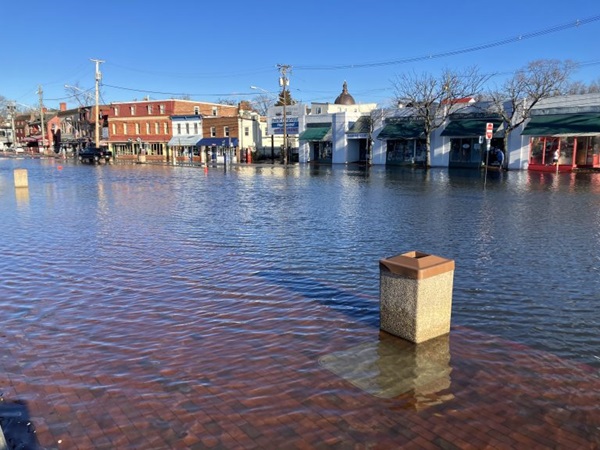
[544,138,559,165]
[577,136,600,166]
[415,139,426,163]
[386,139,426,165]
[559,137,574,165]
[449,138,481,164]
[530,137,544,165]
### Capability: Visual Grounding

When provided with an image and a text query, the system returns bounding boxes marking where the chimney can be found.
[60,102,67,111]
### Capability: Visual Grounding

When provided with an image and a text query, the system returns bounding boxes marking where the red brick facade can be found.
[108,100,239,145]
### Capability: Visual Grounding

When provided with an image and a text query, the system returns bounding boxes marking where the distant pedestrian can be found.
[496,148,504,167]
[553,149,559,165]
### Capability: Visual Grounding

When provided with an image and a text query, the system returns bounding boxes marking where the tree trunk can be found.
[502,129,511,170]
[425,133,431,168]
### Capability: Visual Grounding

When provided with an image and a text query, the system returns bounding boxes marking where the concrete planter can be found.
[13,169,28,188]
[379,251,455,344]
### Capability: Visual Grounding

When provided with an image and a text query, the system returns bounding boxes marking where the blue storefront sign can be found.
[271,117,299,134]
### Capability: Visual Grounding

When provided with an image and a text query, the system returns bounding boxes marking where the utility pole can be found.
[91,58,104,148]
[8,102,17,149]
[38,85,45,153]
[277,64,291,165]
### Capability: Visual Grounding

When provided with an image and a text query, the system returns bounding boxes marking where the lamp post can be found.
[90,59,104,148]
[8,102,17,149]
[277,64,291,165]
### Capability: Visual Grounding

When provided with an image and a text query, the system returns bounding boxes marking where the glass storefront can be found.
[449,137,504,168]
[529,136,600,168]
[386,139,426,165]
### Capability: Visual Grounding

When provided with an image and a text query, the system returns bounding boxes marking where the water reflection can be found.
[319,333,452,408]
[0,158,599,370]
[15,187,29,205]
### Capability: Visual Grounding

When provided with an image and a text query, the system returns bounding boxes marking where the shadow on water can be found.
[256,268,379,328]
[0,400,40,449]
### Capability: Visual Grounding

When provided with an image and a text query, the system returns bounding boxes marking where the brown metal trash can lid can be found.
[379,251,455,280]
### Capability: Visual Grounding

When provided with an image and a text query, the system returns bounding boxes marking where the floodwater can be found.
[0,157,599,448]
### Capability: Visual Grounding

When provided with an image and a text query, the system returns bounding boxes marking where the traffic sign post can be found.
[485,122,493,141]
[484,123,494,188]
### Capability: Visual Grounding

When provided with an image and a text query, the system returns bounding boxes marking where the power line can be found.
[294,15,600,71]
[102,83,245,98]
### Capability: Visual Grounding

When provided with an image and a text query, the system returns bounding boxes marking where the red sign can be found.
[485,122,493,140]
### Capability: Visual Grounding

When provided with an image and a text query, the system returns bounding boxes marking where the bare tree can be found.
[217,98,237,106]
[564,77,600,95]
[391,66,488,167]
[487,59,576,164]
[251,94,274,117]
[64,84,95,107]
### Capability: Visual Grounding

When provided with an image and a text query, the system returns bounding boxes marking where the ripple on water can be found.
[0,161,599,447]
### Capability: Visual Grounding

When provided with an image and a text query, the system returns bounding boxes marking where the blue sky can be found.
[2,0,600,110]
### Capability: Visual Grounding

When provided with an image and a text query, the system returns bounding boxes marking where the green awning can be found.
[347,116,371,134]
[377,121,425,140]
[522,114,600,136]
[299,126,331,141]
[441,119,503,137]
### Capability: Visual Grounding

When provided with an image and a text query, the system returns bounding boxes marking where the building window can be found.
[194,106,200,115]
[155,123,159,134]
[212,107,218,116]
[244,126,249,137]
[147,105,153,114]
[123,123,128,134]
[112,124,116,134]
[146,123,150,134]
[164,123,169,134]
[159,104,165,114]
[130,106,136,115]
[210,127,216,137]
[177,124,181,134]
[185,123,190,134]
[224,126,230,137]
[114,107,119,116]
[194,123,198,134]
[135,123,140,134]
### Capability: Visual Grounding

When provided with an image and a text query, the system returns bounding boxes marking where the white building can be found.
[297,82,377,164]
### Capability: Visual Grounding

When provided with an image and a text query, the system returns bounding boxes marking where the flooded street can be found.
[1,157,599,449]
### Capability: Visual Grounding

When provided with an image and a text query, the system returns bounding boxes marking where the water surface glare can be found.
[0,158,599,448]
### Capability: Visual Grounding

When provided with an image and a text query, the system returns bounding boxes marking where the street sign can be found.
[485,122,493,140]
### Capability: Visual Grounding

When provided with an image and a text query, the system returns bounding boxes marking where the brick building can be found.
[107,99,261,163]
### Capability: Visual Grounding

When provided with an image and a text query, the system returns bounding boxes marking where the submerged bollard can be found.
[13,169,28,188]
[379,251,455,344]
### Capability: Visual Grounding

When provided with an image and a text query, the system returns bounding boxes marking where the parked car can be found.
[78,146,112,164]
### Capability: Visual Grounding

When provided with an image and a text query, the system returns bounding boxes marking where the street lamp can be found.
[250,86,272,95]
[277,64,291,165]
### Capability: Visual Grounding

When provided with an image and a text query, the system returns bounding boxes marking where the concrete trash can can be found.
[379,251,455,344]
[13,169,28,188]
